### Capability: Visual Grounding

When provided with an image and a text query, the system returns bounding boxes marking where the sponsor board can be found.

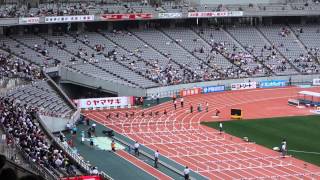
[158,13,182,19]
[45,15,94,23]
[202,85,225,94]
[313,78,320,86]
[101,13,152,20]
[75,96,132,109]
[188,11,243,18]
[231,82,257,90]
[19,17,40,24]
[260,80,287,88]
[180,87,202,97]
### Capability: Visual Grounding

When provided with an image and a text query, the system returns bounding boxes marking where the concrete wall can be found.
[39,115,69,133]
[59,67,147,97]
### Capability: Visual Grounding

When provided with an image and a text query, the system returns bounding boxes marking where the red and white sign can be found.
[231,82,257,90]
[100,13,153,21]
[75,96,133,109]
[19,17,40,24]
[45,15,94,23]
[188,11,243,18]
[180,87,202,97]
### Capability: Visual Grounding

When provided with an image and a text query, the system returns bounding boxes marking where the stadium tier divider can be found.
[44,73,77,115]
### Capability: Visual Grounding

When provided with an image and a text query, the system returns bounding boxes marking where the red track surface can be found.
[116,150,172,180]
[84,87,320,179]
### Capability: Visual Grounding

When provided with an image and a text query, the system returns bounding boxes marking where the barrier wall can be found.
[146,74,320,98]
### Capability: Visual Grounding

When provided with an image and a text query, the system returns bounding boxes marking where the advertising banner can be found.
[19,17,40,24]
[202,85,225,94]
[231,82,257,90]
[101,13,153,20]
[61,175,101,180]
[45,15,94,23]
[75,96,133,109]
[313,79,320,86]
[158,13,182,19]
[180,87,202,97]
[188,11,243,18]
[260,80,287,88]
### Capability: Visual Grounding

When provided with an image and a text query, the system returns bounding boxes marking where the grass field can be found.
[202,115,320,166]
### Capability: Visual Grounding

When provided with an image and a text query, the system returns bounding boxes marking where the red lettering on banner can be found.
[100,100,106,105]
[86,100,91,105]
[116,99,120,104]
[93,100,99,105]
[107,99,114,104]
[101,13,152,20]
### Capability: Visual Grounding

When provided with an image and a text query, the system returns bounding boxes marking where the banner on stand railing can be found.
[19,17,40,24]
[158,13,182,19]
[101,13,153,20]
[45,15,94,23]
[188,11,243,18]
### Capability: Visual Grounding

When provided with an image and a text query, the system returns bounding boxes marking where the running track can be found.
[84,87,320,179]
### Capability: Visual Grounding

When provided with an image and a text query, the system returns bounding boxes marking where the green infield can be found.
[202,115,320,166]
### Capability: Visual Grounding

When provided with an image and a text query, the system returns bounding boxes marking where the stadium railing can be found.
[36,112,114,179]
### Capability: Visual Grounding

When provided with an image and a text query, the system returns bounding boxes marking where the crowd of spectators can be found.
[213,41,264,76]
[245,44,289,73]
[278,27,319,74]
[1,0,320,18]
[1,23,320,86]
[0,51,43,80]
[0,97,76,177]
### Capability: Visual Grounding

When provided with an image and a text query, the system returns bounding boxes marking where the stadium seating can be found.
[2,24,320,88]
[226,26,298,75]
[259,25,320,74]
[6,80,73,117]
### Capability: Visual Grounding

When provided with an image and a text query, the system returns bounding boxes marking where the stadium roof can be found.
[298,91,320,98]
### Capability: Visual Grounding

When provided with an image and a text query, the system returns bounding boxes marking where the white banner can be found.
[45,15,94,23]
[188,11,243,18]
[231,82,257,90]
[313,79,320,86]
[158,13,182,19]
[75,96,132,109]
[19,17,40,24]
